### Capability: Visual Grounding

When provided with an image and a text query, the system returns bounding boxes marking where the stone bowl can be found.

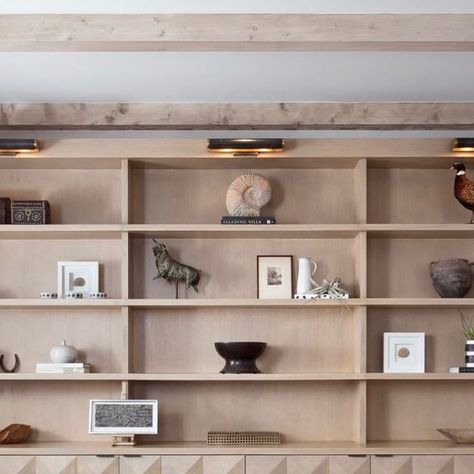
[214,342,267,374]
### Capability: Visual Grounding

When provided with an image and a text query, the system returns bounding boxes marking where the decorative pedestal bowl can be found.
[215,342,267,374]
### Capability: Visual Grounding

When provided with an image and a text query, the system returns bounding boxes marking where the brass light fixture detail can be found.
[0,139,39,156]
[452,138,474,153]
[208,138,284,156]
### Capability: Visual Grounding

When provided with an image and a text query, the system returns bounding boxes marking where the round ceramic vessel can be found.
[214,342,267,374]
[49,340,78,364]
[430,259,474,298]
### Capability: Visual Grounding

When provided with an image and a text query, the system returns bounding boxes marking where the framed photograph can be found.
[89,400,158,435]
[257,255,293,299]
[58,261,99,298]
[384,332,425,373]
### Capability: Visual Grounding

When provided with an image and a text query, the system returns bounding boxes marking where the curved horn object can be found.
[226,174,272,217]
[0,354,20,373]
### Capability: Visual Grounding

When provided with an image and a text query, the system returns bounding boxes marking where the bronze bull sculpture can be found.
[152,239,200,293]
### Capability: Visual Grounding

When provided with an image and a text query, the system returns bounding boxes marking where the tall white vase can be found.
[296,257,317,295]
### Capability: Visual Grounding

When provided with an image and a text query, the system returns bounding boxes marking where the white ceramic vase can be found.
[49,340,78,364]
[296,257,317,295]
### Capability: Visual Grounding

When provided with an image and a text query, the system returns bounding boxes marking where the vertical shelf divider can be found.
[120,159,133,397]
[354,158,368,444]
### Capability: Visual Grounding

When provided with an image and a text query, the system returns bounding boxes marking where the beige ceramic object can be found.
[49,340,78,364]
[226,174,272,217]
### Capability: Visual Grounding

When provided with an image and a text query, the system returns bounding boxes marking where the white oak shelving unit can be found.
[2,138,474,464]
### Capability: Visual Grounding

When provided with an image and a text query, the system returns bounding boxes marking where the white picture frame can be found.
[383,332,425,373]
[257,255,293,299]
[89,400,158,435]
[57,261,99,298]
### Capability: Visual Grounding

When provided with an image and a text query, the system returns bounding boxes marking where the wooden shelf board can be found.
[4,372,474,382]
[366,373,474,381]
[0,440,472,456]
[0,225,124,240]
[366,224,474,239]
[127,224,361,239]
[0,299,123,309]
[128,298,363,308]
[1,298,471,309]
[0,373,125,381]
[2,224,474,240]
[366,298,474,308]
[0,373,362,382]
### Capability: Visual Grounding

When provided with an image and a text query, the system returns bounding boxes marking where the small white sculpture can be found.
[294,259,350,299]
[226,174,272,217]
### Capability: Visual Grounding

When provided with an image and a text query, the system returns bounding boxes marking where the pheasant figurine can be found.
[452,161,474,223]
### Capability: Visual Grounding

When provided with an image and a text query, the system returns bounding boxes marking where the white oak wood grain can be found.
[2,103,474,130]
[1,14,474,52]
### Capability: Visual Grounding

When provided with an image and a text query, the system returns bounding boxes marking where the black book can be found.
[221,216,276,225]
[449,367,474,373]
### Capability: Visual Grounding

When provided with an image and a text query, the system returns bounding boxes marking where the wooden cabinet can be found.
[120,456,161,474]
[160,456,244,474]
[246,455,370,474]
[0,456,35,474]
[372,455,474,474]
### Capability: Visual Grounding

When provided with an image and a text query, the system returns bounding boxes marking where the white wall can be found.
[1,52,474,102]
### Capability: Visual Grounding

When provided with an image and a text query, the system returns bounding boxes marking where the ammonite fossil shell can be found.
[226,174,272,217]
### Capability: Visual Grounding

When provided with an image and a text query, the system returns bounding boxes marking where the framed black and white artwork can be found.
[257,255,293,299]
[89,400,158,435]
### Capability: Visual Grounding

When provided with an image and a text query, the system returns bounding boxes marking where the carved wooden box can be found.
[11,200,50,225]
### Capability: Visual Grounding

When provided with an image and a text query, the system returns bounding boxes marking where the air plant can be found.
[458,309,474,341]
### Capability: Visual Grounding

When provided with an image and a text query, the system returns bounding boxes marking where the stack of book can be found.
[36,363,91,374]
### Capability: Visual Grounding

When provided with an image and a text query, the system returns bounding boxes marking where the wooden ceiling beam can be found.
[1,14,474,51]
[1,102,473,130]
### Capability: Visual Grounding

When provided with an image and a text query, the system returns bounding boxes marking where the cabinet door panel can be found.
[371,456,412,474]
[76,457,118,474]
[161,456,244,474]
[202,456,244,474]
[161,456,203,474]
[455,456,474,474]
[36,456,77,474]
[246,456,287,474]
[329,456,370,474]
[120,456,161,474]
[287,455,329,474]
[412,456,454,474]
[0,456,35,474]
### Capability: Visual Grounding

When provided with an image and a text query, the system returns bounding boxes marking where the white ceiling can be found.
[2,0,474,14]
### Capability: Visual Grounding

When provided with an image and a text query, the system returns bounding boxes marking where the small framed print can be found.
[58,261,99,299]
[89,400,158,435]
[384,332,425,373]
[257,255,293,299]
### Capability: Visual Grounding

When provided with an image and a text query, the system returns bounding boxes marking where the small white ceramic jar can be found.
[49,340,78,363]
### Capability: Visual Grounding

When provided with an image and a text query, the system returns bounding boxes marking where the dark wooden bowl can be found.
[214,342,267,374]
